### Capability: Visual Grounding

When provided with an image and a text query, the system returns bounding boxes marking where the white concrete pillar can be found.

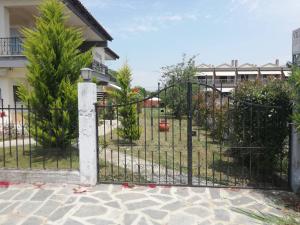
[78,82,98,186]
[291,124,300,193]
[0,5,10,37]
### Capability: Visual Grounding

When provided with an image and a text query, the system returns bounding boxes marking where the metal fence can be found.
[0,100,79,170]
[96,80,291,189]
[0,37,23,56]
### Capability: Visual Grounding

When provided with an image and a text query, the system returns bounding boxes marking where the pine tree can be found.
[18,0,92,148]
[111,64,140,141]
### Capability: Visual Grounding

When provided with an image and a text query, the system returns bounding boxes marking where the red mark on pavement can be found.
[0,181,10,188]
[148,184,157,189]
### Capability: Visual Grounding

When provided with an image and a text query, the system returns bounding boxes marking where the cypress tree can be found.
[111,64,141,141]
[18,0,92,148]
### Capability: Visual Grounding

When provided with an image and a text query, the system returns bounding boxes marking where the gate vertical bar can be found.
[187,81,193,186]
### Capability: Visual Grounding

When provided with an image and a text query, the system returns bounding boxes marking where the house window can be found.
[241,75,249,81]
[13,85,21,103]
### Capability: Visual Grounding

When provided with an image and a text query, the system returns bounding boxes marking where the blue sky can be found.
[81,0,300,90]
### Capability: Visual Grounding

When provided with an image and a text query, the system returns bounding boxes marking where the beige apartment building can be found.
[0,0,119,107]
[197,59,291,93]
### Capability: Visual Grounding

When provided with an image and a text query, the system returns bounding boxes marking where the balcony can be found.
[198,78,236,88]
[91,60,117,83]
[0,37,23,56]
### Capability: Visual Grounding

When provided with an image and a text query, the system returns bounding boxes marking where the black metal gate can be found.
[95,80,291,189]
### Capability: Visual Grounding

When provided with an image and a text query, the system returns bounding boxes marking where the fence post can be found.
[78,82,98,186]
[291,123,300,193]
[187,81,193,186]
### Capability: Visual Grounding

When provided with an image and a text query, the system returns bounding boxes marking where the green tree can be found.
[161,55,198,118]
[231,80,292,168]
[111,64,141,141]
[290,66,300,131]
[18,0,92,148]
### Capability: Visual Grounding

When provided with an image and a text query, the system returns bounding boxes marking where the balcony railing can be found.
[0,37,23,56]
[198,79,236,88]
[91,60,117,83]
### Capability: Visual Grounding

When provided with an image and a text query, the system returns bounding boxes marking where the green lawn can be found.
[98,107,247,185]
[0,144,79,170]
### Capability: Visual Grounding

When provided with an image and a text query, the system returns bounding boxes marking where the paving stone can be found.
[126,200,159,211]
[187,195,202,204]
[73,205,107,217]
[137,217,150,225]
[64,218,84,225]
[123,213,138,225]
[0,202,20,214]
[230,196,255,206]
[185,207,210,218]
[0,202,9,212]
[246,203,266,211]
[16,202,41,214]
[209,189,220,199]
[150,194,173,202]
[161,201,185,211]
[49,205,73,221]
[198,220,212,225]
[93,192,113,201]
[115,193,146,202]
[31,190,54,201]
[0,190,19,200]
[232,214,258,225]
[13,189,34,200]
[175,188,190,197]
[105,201,121,209]
[22,216,44,225]
[160,187,172,195]
[79,196,99,203]
[0,216,22,225]
[143,209,168,220]
[65,196,78,204]
[214,209,230,221]
[93,185,111,192]
[88,218,116,225]
[34,200,61,217]
[50,194,68,202]
[191,187,206,194]
[168,213,196,225]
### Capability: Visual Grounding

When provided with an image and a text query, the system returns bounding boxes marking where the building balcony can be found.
[91,60,117,83]
[0,37,23,56]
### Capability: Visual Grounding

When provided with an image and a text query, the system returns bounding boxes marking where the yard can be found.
[98,107,283,187]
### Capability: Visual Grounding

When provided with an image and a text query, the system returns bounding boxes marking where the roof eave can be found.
[105,47,120,60]
[63,0,113,41]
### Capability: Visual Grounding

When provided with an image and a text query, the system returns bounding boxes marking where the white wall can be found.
[0,68,27,106]
[0,5,10,37]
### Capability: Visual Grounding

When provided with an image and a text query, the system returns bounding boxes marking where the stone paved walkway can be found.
[0,183,291,225]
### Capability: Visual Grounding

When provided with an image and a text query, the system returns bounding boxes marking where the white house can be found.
[197,59,291,93]
[0,0,119,107]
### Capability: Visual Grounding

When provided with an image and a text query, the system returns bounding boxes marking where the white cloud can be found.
[80,0,136,10]
[119,13,199,34]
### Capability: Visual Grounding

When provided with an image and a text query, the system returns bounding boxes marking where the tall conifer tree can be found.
[19,0,92,148]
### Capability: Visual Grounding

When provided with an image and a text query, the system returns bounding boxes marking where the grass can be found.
[232,208,300,225]
[0,143,79,170]
[98,108,267,186]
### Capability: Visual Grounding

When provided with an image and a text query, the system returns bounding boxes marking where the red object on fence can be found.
[159,120,169,132]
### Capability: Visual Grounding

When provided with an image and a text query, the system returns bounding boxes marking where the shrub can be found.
[290,67,300,131]
[230,80,292,166]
